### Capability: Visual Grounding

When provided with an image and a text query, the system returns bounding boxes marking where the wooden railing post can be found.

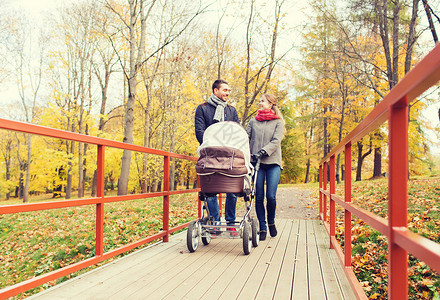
[319,165,323,218]
[163,155,170,242]
[330,155,336,249]
[197,175,202,218]
[95,145,105,256]
[344,143,352,267]
[219,193,223,217]
[323,162,327,222]
[388,98,409,299]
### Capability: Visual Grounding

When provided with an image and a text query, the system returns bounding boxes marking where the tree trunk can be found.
[141,89,153,193]
[4,144,11,200]
[336,153,341,184]
[323,105,329,158]
[78,142,84,198]
[18,171,24,199]
[422,0,438,43]
[82,140,88,197]
[373,147,382,178]
[304,157,311,183]
[65,140,74,199]
[119,0,150,195]
[119,80,136,195]
[23,135,32,203]
[405,0,419,74]
[356,140,372,181]
[91,170,97,197]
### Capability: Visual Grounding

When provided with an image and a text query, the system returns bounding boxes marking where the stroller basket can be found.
[199,172,244,194]
[196,145,248,194]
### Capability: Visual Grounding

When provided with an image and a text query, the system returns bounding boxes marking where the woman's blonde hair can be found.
[262,94,286,134]
[262,94,284,121]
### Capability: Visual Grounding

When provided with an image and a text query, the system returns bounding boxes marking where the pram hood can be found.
[197,121,251,168]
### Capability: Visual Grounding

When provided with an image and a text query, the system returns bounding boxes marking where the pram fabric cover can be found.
[196,122,252,194]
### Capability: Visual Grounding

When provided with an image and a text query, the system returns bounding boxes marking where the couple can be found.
[195,79,284,241]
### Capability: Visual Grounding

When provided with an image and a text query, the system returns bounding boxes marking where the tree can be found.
[6,13,47,202]
[0,131,14,199]
[106,0,206,195]
[90,2,122,197]
[348,0,423,178]
[240,0,288,125]
[50,2,97,199]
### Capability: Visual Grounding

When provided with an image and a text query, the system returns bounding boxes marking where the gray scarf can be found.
[207,93,227,122]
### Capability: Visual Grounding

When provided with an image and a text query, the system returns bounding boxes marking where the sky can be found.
[1,0,439,149]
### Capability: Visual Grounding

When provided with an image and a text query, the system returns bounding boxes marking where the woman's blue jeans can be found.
[254,163,281,232]
[206,193,237,225]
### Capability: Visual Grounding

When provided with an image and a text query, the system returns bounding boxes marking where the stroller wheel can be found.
[251,217,259,247]
[187,220,200,252]
[242,220,251,255]
[201,217,211,245]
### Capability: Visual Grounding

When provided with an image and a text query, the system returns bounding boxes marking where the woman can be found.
[246,94,284,241]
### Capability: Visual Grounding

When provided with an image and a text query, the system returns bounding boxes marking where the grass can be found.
[330,176,440,299]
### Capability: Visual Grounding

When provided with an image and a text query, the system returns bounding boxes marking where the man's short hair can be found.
[212,79,228,93]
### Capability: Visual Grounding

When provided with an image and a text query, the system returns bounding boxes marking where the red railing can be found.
[319,43,440,299]
[0,118,200,298]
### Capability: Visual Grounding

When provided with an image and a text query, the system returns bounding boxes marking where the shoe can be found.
[260,230,267,241]
[227,228,239,236]
[210,228,221,236]
[269,224,277,237]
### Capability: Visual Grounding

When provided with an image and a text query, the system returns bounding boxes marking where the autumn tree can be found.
[240,0,288,125]
[346,0,424,177]
[4,12,48,202]
[106,0,206,195]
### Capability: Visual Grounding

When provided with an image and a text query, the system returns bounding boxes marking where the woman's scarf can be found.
[207,93,227,122]
[255,109,279,121]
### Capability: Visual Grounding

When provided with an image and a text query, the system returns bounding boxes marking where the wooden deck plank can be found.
[238,219,290,299]
[160,238,240,299]
[220,219,288,299]
[74,234,195,299]
[308,220,328,299]
[30,232,186,299]
[29,219,357,300]
[291,219,309,299]
[107,237,234,299]
[272,219,299,299]
[255,219,295,300]
[313,220,356,300]
[198,239,258,299]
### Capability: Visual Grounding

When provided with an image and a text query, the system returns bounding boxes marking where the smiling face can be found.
[213,83,230,102]
[259,96,273,110]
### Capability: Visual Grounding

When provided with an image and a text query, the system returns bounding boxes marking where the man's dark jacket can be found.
[195,102,240,144]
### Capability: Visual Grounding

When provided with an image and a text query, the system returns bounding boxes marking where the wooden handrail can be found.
[319,43,440,300]
[0,118,200,298]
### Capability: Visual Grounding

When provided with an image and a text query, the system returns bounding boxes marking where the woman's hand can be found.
[252,149,267,160]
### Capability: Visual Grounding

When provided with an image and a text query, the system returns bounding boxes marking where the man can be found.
[195,79,238,229]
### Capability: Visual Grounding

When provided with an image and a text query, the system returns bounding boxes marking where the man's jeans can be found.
[255,163,281,232]
[206,193,237,225]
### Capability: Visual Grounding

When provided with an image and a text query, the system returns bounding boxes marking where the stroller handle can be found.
[251,158,261,197]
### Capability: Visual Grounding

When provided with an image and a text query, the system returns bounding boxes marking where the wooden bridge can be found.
[28,219,355,300]
[1,43,440,300]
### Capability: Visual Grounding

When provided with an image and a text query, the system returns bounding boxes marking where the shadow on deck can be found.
[29,219,355,299]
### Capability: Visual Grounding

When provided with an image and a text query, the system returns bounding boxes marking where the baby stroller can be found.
[187,121,260,255]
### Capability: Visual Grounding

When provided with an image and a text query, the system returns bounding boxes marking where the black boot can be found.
[269,224,277,237]
[260,230,267,241]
